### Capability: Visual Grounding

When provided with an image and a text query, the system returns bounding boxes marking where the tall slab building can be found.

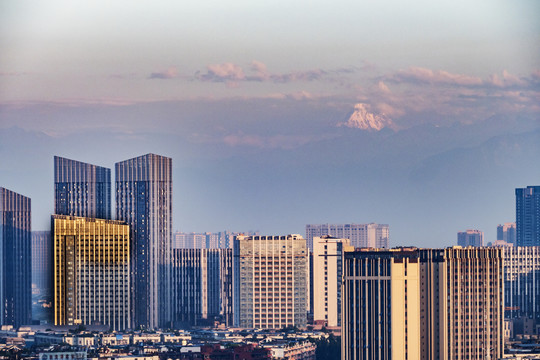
[32,231,53,322]
[516,185,540,246]
[233,234,308,329]
[342,247,504,360]
[0,187,31,328]
[116,153,172,329]
[52,215,130,330]
[54,156,111,219]
[312,235,352,327]
[503,246,540,324]
[171,248,233,327]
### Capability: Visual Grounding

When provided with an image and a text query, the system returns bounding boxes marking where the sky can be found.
[1,0,539,247]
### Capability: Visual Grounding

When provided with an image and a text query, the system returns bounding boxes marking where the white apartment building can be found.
[305,223,388,251]
[312,236,352,327]
[233,235,308,329]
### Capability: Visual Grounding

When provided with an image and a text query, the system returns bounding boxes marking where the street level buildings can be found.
[233,235,308,329]
[305,223,388,251]
[116,153,172,329]
[52,215,130,331]
[171,248,233,327]
[342,247,504,360]
[54,156,111,219]
[457,229,484,247]
[516,186,540,246]
[312,236,352,327]
[0,187,31,328]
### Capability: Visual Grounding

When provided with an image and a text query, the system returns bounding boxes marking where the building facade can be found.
[0,187,32,328]
[54,156,111,219]
[234,235,308,329]
[342,247,504,360]
[457,229,484,247]
[312,236,351,327]
[443,247,504,360]
[32,231,53,322]
[516,186,540,246]
[305,223,388,251]
[52,215,130,330]
[116,153,172,329]
[503,246,540,324]
[342,248,421,360]
[171,248,233,327]
[32,231,53,298]
[497,222,516,245]
[173,231,250,249]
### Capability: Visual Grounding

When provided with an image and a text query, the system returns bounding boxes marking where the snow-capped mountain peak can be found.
[339,103,394,131]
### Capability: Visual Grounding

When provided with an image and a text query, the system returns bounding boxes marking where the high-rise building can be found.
[233,235,308,329]
[171,248,233,327]
[32,231,53,322]
[116,153,172,329]
[32,231,52,297]
[503,246,540,325]
[342,247,504,360]
[516,186,540,246]
[497,222,516,245]
[305,223,389,251]
[312,236,351,327]
[0,187,32,328]
[173,231,248,249]
[52,215,130,331]
[54,156,111,219]
[342,248,421,359]
[457,229,484,247]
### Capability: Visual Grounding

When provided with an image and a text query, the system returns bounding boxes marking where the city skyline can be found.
[1,1,539,248]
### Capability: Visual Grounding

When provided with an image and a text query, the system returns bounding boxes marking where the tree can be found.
[314,334,341,360]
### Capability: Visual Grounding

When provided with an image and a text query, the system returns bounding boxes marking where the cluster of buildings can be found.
[1,153,540,359]
[1,153,386,333]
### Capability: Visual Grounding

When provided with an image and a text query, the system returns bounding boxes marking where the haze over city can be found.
[1,0,539,247]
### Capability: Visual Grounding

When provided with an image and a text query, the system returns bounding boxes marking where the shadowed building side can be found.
[115,153,172,329]
[0,187,32,328]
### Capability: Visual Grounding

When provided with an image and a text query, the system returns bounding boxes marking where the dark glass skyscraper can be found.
[116,153,172,329]
[54,156,111,219]
[516,185,540,246]
[0,187,31,328]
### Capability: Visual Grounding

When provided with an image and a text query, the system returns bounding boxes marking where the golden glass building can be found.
[53,215,130,330]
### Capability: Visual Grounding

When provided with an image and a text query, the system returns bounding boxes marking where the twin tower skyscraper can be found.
[54,154,172,329]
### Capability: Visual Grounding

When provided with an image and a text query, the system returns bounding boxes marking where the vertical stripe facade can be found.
[115,153,172,329]
[54,156,111,219]
[52,215,130,330]
[0,187,31,328]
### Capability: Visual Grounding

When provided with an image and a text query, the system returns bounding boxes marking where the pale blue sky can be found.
[1,1,539,247]
[1,0,539,102]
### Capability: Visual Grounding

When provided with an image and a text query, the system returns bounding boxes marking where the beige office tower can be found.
[342,248,421,360]
[53,215,130,331]
[313,236,352,327]
[342,247,504,360]
[233,235,308,329]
